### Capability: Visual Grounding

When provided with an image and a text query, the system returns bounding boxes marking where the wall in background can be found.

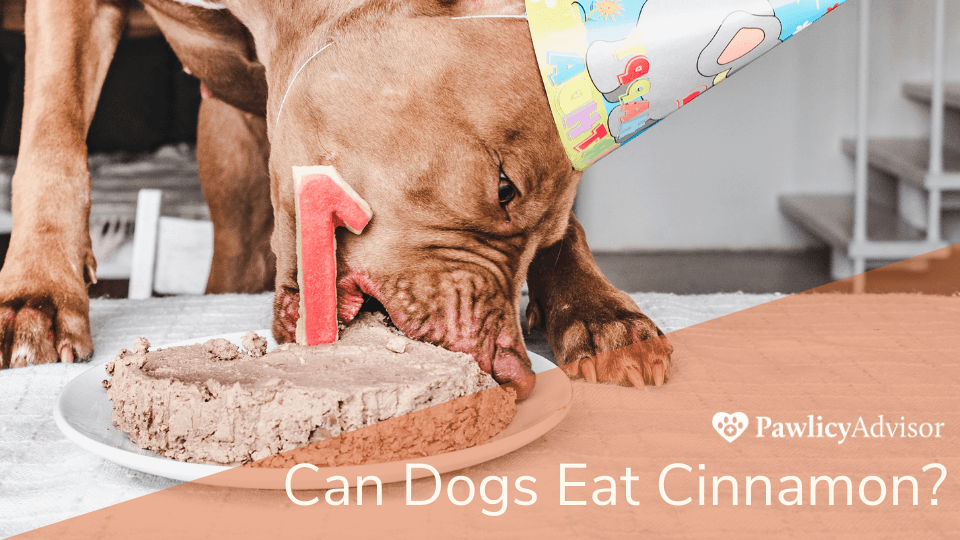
[577,1,960,251]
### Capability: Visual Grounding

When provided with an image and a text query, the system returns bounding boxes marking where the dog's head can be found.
[266,1,580,396]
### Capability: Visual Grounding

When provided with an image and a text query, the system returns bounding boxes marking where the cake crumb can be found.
[242,332,268,357]
[204,338,242,361]
[385,337,406,354]
[299,357,305,365]
[134,337,150,354]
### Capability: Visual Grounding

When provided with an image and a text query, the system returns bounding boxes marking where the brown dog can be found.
[0,0,671,393]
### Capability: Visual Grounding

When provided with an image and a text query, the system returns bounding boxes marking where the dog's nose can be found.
[492,347,536,400]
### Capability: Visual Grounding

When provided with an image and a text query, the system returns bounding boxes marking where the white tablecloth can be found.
[0,292,780,538]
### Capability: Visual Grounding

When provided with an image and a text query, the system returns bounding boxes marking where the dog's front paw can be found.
[528,292,672,387]
[0,250,94,368]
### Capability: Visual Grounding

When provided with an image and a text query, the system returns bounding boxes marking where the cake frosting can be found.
[104,313,517,465]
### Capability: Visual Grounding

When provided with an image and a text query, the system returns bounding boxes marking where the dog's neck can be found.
[217,0,526,128]
[219,0,525,67]
[171,0,228,10]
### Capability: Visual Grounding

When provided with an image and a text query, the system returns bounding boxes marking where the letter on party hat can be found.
[526,0,848,170]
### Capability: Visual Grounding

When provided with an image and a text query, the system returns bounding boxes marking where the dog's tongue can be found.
[492,347,536,400]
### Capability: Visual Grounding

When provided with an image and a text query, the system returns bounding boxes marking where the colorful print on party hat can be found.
[526,0,847,170]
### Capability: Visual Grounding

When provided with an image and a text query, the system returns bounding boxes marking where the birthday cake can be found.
[104,313,517,466]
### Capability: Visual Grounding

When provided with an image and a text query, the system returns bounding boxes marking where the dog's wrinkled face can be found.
[270,16,580,396]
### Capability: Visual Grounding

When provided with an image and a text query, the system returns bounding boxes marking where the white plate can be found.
[54,331,572,489]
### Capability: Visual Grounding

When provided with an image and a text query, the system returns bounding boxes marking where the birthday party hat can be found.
[526,0,848,170]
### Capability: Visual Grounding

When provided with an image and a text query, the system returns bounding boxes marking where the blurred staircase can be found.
[779,0,955,284]
[904,81,960,111]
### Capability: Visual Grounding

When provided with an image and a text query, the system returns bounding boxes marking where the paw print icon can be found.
[712,412,749,442]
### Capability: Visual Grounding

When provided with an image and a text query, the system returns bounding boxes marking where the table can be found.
[5,292,957,539]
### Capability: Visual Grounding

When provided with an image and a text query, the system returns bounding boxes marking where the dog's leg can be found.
[269,166,299,345]
[0,0,129,368]
[526,215,672,387]
[197,96,275,294]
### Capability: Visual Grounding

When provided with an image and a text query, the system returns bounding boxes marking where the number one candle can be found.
[293,166,373,345]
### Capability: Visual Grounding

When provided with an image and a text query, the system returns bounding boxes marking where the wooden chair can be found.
[128,189,213,299]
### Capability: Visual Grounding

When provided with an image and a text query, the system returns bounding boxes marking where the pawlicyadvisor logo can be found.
[713,413,944,444]
[713,412,749,442]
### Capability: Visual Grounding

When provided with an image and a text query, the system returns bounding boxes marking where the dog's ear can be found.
[416,0,526,18]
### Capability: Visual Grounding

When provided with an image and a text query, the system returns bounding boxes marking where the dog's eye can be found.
[498,173,517,206]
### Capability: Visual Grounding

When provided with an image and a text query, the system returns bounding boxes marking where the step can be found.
[841,138,960,189]
[779,194,945,259]
[903,81,960,111]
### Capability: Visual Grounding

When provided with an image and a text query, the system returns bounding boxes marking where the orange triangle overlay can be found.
[15,247,960,539]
